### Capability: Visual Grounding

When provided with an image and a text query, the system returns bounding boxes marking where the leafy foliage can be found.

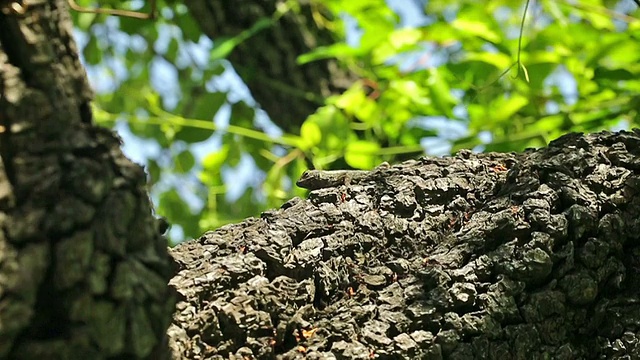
[73,0,640,242]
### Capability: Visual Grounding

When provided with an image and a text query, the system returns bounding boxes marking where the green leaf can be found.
[345,141,380,169]
[75,12,97,29]
[299,121,322,150]
[175,92,226,143]
[304,105,353,156]
[243,137,269,168]
[492,95,529,123]
[210,17,273,60]
[594,68,633,82]
[297,43,363,64]
[389,28,422,49]
[202,146,229,173]
[119,15,147,34]
[158,189,189,222]
[335,85,365,110]
[527,51,561,64]
[167,38,179,59]
[200,146,228,187]
[195,92,227,120]
[146,158,161,186]
[452,18,501,43]
[524,63,557,90]
[584,10,614,31]
[157,187,201,240]
[128,118,172,148]
[334,84,379,124]
[400,127,437,146]
[604,41,640,65]
[519,63,530,83]
[175,150,196,173]
[83,36,102,65]
[205,63,226,78]
[222,133,243,167]
[534,115,565,132]
[427,72,456,118]
[422,22,458,43]
[178,14,202,42]
[462,52,512,70]
[230,101,256,125]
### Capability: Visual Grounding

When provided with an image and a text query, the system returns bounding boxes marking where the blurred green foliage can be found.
[73,0,640,242]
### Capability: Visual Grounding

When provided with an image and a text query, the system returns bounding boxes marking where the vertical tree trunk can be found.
[184,0,356,132]
[0,1,174,358]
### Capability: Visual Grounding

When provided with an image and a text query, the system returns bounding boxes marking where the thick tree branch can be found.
[168,130,640,358]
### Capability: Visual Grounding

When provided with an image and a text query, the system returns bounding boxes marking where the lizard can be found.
[296,162,390,190]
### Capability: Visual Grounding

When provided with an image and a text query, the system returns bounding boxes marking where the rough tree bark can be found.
[168,131,640,359]
[0,1,174,358]
[183,0,356,132]
[3,2,640,360]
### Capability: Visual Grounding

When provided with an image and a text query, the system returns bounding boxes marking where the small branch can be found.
[67,0,156,20]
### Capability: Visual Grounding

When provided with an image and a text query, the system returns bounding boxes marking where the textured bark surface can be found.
[169,130,640,359]
[0,1,175,358]
[184,0,355,132]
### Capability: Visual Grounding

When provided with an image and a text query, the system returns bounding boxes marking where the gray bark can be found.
[0,1,174,358]
[168,130,640,359]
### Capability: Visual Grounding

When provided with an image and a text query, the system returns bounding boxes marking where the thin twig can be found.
[67,0,156,19]
[513,0,531,80]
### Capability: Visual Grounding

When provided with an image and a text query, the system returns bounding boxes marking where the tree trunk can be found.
[184,0,356,133]
[168,130,640,358]
[0,1,174,358]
